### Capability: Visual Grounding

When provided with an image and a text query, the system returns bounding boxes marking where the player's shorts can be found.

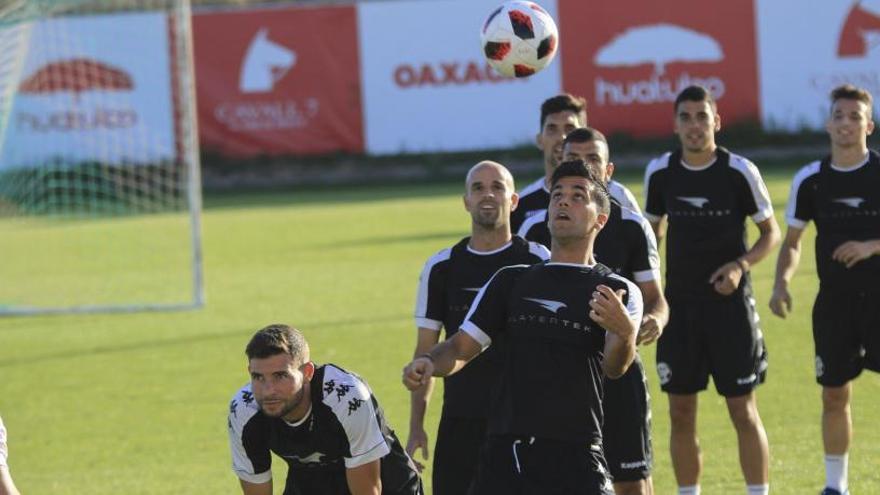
[602,354,652,482]
[468,435,614,495]
[813,286,880,387]
[656,287,768,397]
[433,416,487,495]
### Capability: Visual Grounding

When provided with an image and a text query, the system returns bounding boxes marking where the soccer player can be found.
[403,160,643,495]
[407,161,550,494]
[643,85,780,495]
[510,93,587,233]
[520,127,667,495]
[0,416,21,495]
[769,84,879,495]
[228,324,423,495]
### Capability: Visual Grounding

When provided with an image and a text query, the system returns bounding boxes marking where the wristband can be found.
[417,353,434,362]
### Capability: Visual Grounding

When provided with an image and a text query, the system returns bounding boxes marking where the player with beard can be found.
[519,127,667,495]
[643,85,780,495]
[403,160,643,495]
[228,324,422,495]
[407,161,549,495]
[510,94,587,233]
[769,84,879,495]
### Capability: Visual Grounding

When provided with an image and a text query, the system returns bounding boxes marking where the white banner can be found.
[358,0,562,155]
[1,12,175,169]
[757,0,880,130]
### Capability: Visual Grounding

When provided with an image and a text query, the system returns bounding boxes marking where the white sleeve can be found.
[322,368,390,469]
[414,248,450,331]
[0,416,8,468]
[730,155,774,223]
[228,386,273,484]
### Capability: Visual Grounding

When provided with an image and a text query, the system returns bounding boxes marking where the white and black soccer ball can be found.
[480,1,558,78]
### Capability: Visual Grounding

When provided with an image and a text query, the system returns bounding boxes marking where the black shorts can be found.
[656,288,768,397]
[813,287,880,387]
[602,354,652,482]
[469,435,614,495]
[433,416,487,495]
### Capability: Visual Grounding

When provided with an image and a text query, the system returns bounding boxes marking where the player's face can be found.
[548,176,606,241]
[674,100,720,153]
[563,140,614,183]
[827,98,875,148]
[537,111,583,168]
[248,353,311,420]
[464,164,517,229]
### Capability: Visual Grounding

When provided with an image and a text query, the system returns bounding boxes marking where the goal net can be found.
[0,0,204,315]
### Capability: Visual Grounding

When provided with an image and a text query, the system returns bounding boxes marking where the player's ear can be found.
[713,111,721,132]
[510,192,520,212]
[594,212,609,231]
[535,131,544,150]
[606,162,615,180]
[866,117,875,136]
[301,361,315,381]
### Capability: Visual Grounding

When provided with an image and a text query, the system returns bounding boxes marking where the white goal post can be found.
[0,0,204,315]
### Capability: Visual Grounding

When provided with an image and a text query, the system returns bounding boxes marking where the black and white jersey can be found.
[0,415,7,468]
[228,364,419,493]
[517,202,659,284]
[460,262,643,444]
[786,150,880,290]
[643,147,773,300]
[608,179,641,213]
[510,177,549,234]
[415,236,550,418]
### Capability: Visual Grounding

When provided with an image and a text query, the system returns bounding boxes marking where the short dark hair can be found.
[674,85,716,114]
[540,93,587,129]
[245,324,310,365]
[830,84,873,115]
[550,159,610,216]
[563,127,608,147]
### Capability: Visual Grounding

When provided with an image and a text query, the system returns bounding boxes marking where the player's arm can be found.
[832,238,880,268]
[635,278,668,345]
[406,327,441,471]
[346,459,382,495]
[648,217,666,248]
[593,284,642,378]
[770,226,806,318]
[402,331,483,390]
[239,479,272,495]
[709,216,781,296]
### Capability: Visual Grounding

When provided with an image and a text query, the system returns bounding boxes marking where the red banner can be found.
[558,0,759,137]
[193,6,363,157]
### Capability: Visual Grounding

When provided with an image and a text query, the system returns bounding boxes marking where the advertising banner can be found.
[1,13,175,169]
[193,6,363,157]
[558,0,760,137]
[358,0,562,155]
[757,0,880,130]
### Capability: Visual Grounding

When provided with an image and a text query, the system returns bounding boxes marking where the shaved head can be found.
[465,160,515,192]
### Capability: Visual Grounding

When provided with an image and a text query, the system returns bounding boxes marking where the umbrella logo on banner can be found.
[594,23,723,76]
[239,28,296,93]
[837,0,880,57]
[18,58,134,100]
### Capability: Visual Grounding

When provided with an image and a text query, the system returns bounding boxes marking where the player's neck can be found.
[681,146,717,168]
[549,238,594,265]
[469,227,512,252]
[831,144,869,169]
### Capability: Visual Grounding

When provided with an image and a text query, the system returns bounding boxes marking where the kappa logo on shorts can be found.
[522,297,567,313]
[657,362,672,385]
[736,373,758,385]
[815,356,825,377]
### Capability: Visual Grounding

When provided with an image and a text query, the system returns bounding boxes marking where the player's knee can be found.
[725,395,762,430]
[822,385,851,412]
[668,396,697,427]
[613,480,648,495]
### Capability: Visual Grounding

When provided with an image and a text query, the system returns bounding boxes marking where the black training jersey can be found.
[415,236,550,418]
[786,150,880,290]
[643,147,773,300]
[228,364,419,494]
[460,262,643,444]
[510,177,549,234]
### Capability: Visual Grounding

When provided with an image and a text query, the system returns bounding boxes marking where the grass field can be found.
[1,162,878,494]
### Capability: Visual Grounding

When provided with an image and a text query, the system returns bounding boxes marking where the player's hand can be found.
[589,285,635,340]
[402,357,434,391]
[405,427,430,472]
[637,313,663,345]
[709,260,744,296]
[832,240,878,268]
[769,285,792,318]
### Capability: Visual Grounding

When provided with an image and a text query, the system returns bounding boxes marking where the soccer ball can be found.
[480,1,558,78]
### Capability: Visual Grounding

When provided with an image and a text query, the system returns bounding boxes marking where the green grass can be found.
[1,162,878,494]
